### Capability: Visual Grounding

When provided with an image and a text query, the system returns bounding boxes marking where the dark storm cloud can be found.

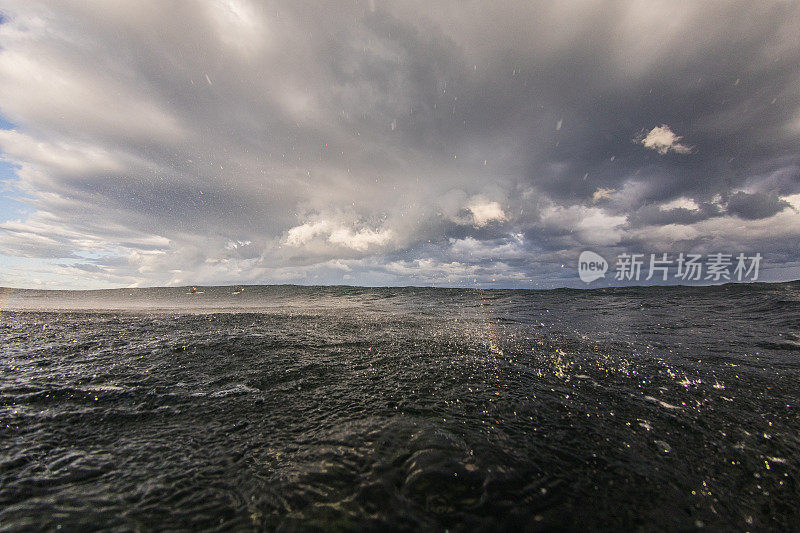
[0,0,798,288]
[726,191,791,220]
[627,203,723,228]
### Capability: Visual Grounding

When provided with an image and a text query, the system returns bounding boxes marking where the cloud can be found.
[285,220,330,247]
[725,191,791,220]
[0,1,799,288]
[659,197,700,211]
[448,233,526,260]
[328,226,394,251]
[538,204,627,247]
[283,213,394,253]
[465,196,507,227]
[783,193,800,210]
[635,125,693,155]
[591,187,616,203]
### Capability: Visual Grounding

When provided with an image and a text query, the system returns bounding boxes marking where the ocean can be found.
[1,283,798,531]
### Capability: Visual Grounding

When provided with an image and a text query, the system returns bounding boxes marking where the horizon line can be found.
[1,279,797,293]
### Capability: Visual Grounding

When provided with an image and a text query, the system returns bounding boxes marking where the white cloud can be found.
[659,197,700,211]
[0,47,185,143]
[284,216,393,252]
[448,233,526,260]
[328,226,393,251]
[782,193,800,210]
[382,257,526,285]
[465,196,507,227]
[285,220,331,247]
[629,201,800,249]
[629,223,699,245]
[591,187,616,202]
[636,125,693,155]
[540,204,627,246]
[0,130,124,176]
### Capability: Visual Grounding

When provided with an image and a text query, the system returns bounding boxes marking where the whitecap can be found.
[210,384,260,398]
[644,395,680,410]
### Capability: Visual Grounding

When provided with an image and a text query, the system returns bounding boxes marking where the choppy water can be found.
[1,283,799,531]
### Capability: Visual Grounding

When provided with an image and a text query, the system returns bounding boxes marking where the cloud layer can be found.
[0,1,799,288]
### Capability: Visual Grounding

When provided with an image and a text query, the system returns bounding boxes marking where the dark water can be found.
[1,283,799,531]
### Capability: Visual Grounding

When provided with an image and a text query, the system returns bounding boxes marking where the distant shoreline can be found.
[1,279,798,294]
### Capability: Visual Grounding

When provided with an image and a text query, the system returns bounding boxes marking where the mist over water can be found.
[1,283,799,530]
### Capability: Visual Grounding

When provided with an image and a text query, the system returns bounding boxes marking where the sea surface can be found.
[1,283,799,531]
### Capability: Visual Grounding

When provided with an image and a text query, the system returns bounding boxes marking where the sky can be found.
[0,1,799,289]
